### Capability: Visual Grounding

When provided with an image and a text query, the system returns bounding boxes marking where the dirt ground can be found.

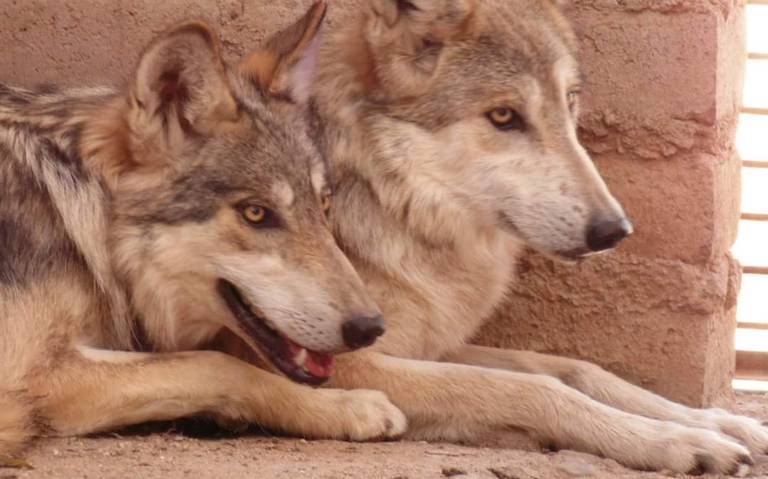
[4,393,768,479]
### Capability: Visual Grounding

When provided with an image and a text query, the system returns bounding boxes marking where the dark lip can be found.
[554,247,592,262]
[217,279,328,386]
[498,212,610,262]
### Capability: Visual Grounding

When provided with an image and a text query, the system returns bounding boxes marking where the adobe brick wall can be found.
[0,0,745,406]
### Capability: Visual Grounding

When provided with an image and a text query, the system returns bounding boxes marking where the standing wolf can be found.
[0,7,407,458]
[249,0,765,474]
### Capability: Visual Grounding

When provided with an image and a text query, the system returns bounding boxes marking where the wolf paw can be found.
[329,389,407,441]
[698,408,768,455]
[654,427,752,476]
[599,417,753,475]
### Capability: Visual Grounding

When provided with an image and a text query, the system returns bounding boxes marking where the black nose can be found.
[342,315,385,349]
[586,216,633,252]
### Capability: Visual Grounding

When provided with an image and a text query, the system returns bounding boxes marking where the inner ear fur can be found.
[363,0,476,99]
[368,0,475,40]
[128,21,240,164]
[239,1,327,102]
[81,21,241,184]
[370,0,420,27]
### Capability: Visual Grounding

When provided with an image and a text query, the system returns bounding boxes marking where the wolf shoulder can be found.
[0,84,97,291]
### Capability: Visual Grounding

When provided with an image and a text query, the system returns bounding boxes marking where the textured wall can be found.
[0,0,745,406]
[0,0,335,86]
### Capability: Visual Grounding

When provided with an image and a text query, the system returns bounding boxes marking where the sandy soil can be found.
[4,393,768,479]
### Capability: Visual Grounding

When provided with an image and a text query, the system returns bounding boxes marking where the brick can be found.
[594,151,740,265]
[476,252,740,406]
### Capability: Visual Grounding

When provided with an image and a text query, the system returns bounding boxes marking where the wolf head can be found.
[88,4,382,385]
[335,0,631,259]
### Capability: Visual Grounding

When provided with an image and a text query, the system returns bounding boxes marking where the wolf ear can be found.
[128,22,239,163]
[239,1,327,103]
[364,0,474,98]
[368,0,474,34]
[370,0,420,27]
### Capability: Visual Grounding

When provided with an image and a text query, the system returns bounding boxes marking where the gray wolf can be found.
[0,5,406,459]
[251,0,766,474]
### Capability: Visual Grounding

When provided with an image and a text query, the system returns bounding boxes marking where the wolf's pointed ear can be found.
[129,22,239,162]
[370,0,420,27]
[368,0,474,33]
[239,1,327,104]
[363,0,474,99]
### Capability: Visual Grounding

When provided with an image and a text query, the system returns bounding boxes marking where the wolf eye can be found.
[243,205,266,223]
[236,200,279,229]
[240,204,278,229]
[486,107,525,131]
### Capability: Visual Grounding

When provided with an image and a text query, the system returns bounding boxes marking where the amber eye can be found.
[242,205,267,224]
[486,107,525,131]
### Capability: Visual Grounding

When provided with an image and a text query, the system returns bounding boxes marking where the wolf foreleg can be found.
[445,345,768,457]
[328,351,752,475]
[34,348,405,441]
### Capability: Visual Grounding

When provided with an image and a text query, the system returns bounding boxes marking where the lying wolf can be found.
[0,8,406,458]
[246,0,763,474]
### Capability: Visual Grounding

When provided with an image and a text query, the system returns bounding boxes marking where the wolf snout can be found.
[586,214,633,253]
[342,315,386,349]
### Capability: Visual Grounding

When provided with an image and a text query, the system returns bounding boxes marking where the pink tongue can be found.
[305,350,334,378]
[284,336,334,378]
[286,339,303,356]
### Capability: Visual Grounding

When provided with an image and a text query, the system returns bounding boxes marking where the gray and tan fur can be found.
[285,0,768,474]
[0,8,407,459]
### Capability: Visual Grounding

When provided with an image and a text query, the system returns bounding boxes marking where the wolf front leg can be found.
[34,348,405,441]
[445,345,768,456]
[329,351,752,475]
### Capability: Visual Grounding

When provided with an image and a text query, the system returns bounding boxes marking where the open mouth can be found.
[217,279,334,386]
